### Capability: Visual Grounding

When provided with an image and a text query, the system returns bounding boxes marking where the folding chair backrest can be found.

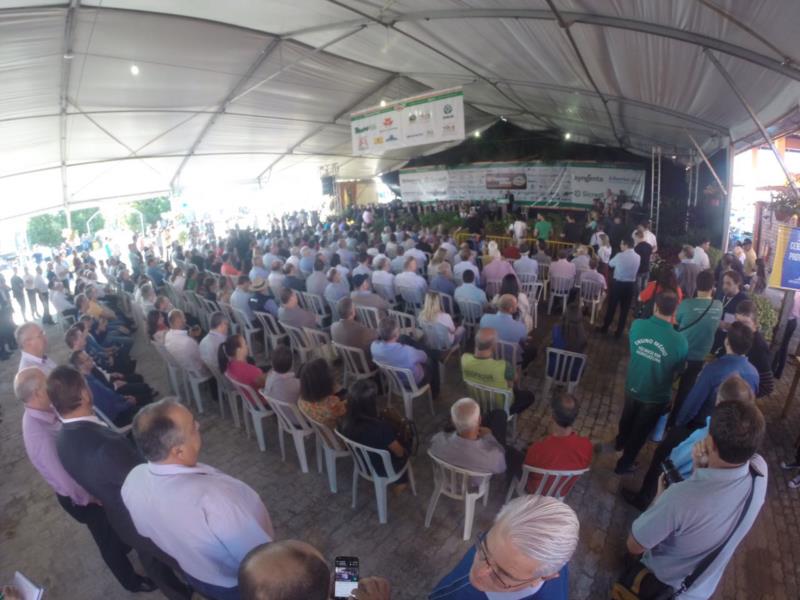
[575,268,589,285]
[519,464,589,500]
[303,327,330,349]
[388,309,417,337]
[335,430,395,481]
[307,414,344,451]
[437,292,455,315]
[485,278,503,299]
[464,380,513,416]
[538,263,550,282]
[334,342,373,376]
[231,306,255,334]
[300,292,328,319]
[517,272,537,285]
[255,310,285,338]
[545,347,587,385]
[580,279,604,302]
[457,300,483,326]
[264,394,309,431]
[225,374,271,414]
[397,285,424,309]
[493,339,520,368]
[93,406,131,435]
[428,450,491,499]
[281,322,312,352]
[375,360,419,395]
[355,305,380,330]
[551,275,574,295]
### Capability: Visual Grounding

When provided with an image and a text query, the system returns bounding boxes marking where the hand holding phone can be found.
[334,556,359,600]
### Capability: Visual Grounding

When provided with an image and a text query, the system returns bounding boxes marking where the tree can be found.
[125,197,170,232]
[27,213,65,247]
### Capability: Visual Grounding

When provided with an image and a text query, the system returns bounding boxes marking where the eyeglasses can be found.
[473,533,539,589]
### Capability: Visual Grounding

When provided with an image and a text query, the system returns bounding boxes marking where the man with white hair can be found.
[429,397,507,476]
[371,257,396,299]
[16,322,57,374]
[430,495,578,599]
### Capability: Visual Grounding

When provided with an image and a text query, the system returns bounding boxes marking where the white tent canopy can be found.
[1,0,799,219]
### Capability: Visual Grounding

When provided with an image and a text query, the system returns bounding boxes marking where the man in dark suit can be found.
[48,366,191,600]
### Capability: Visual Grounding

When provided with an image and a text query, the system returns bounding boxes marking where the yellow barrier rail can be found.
[453,233,594,258]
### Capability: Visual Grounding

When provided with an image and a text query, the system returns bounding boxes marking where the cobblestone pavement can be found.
[1,315,797,599]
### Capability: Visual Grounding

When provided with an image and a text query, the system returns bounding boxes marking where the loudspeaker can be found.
[321,175,335,196]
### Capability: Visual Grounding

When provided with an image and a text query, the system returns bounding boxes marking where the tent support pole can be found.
[705,49,799,199]
[722,140,735,252]
[60,0,79,232]
[686,132,728,195]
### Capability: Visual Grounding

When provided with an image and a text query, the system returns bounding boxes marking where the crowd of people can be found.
[4,198,793,600]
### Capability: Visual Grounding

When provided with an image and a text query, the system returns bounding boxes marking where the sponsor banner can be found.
[768,225,800,290]
[399,161,645,206]
[351,88,465,156]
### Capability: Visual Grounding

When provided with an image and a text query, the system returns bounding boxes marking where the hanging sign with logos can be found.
[399,161,645,207]
[350,88,465,156]
[768,225,800,291]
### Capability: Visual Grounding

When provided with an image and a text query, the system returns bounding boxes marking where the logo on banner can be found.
[383,117,394,126]
[354,125,370,134]
[444,104,453,115]
[574,174,603,183]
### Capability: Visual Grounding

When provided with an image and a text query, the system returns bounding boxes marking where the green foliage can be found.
[125,196,170,232]
[706,246,722,270]
[72,208,104,235]
[27,213,65,247]
[752,294,778,342]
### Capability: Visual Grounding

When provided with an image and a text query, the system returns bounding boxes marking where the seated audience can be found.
[122,399,274,600]
[283,263,306,292]
[262,345,300,408]
[431,495,578,600]
[219,332,265,391]
[460,328,535,415]
[454,268,488,308]
[164,309,211,378]
[278,288,317,329]
[199,312,229,373]
[523,393,593,494]
[479,295,537,368]
[332,297,377,357]
[491,273,532,332]
[371,316,439,398]
[231,275,256,324]
[70,350,143,427]
[324,268,351,306]
[513,243,538,278]
[419,291,464,346]
[147,309,168,344]
[338,379,409,484]
[429,262,457,298]
[580,257,606,291]
[351,273,390,313]
[298,357,347,430]
[306,258,328,297]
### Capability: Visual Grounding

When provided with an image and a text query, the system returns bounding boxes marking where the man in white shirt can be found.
[371,257,396,301]
[632,221,658,253]
[693,238,711,271]
[549,249,577,281]
[513,243,538,278]
[123,399,274,599]
[164,310,211,378]
[199,312,229,373]
[49,281,76,315]
[16,322,57,374]
[405,243,428,270]
[395,257,428,304]
[509,217,528,241]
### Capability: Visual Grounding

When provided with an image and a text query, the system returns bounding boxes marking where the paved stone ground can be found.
[1,312,798,599]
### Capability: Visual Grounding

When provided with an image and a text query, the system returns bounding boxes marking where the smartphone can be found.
[333,556,359,599]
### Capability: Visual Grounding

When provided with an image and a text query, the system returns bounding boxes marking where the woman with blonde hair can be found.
[427,247,449,279]
[419,291,463,345]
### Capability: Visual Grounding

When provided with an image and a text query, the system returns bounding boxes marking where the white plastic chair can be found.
[253,310,288,356]
[464,380,516,438]
[425,451,492,541]
[547,275,574,315]
[335,430,417,524]
[517,272,537,285]
[538,263,550,300]
[299,292,330,327]
[231,306,263,363]
[375,360,434,421]
[306,415,351,493]
[355,305,380,330]
[280,322,314,364]
[457,299,483,340]
[304,326,334,363]
[485,278,503,299]
[543,347,588,398]
[388,309,420,340]
[93,405,132,435]
[373,281,397,307]
[397,285,424,313]
[419,320,461,384]
[505,465,590,503]
[333,342,378,387]
[184,370,214,415]
[265,394,318,474]
[580,279,606,324]
[437,292,456,316]
[493,339,520,371]
[152,343,187,402]
[226,375,275,452]
[207,362,240,427]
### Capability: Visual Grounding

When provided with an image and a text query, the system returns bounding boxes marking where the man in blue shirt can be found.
[430,495,578,600]
[71,350,137,427]
[622,374,755,511]
[479,295,537,368]
[599,238,640,338]
[371,316,439,398]
[146,258,166,288]
[674,321,758,430]
[455,269,488,307]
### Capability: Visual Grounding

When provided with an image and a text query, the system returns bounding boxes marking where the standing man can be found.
[599,238,640,338]
[16,322,57,374]
[23,266,39,319]
[16,368,155,594]
[11,266,27,320]
[49,366,191,599]
[123,399,274,600]
[615,291,687,474]
[626,400,766,599]
[534,213,552,241]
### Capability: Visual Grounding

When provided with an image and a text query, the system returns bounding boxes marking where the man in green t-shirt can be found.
[615,290,688,474]
[669,269,722,427]
[534,213,552,241]
[460,328,534,415]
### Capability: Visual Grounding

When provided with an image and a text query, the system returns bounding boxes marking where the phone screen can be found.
[334,556,359,599]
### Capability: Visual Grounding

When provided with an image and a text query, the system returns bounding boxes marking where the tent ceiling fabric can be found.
[1,0,799,219]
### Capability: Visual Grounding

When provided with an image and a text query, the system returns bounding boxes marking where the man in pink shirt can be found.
[548,249,577,282]
[481,254,516,295]
[16,367,155,593]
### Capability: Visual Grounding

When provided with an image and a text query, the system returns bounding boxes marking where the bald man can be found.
[15,367,154,593]
[239,541,391,600]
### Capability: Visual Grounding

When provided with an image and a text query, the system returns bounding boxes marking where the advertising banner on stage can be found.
[399,161,646,206]
[768,225,800,290]
[350,88,465,156]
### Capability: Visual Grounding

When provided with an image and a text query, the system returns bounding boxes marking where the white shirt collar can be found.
[60,415,108,427]
[21,351,52,365]
[148,462,216,476]
[486,581,544,600]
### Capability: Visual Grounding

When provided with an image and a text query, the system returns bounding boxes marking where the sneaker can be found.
[789,476,800,489]
[780,461,800,470]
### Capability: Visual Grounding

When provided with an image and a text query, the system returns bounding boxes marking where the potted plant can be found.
[751,294,778,342]
[769,176,800,222]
